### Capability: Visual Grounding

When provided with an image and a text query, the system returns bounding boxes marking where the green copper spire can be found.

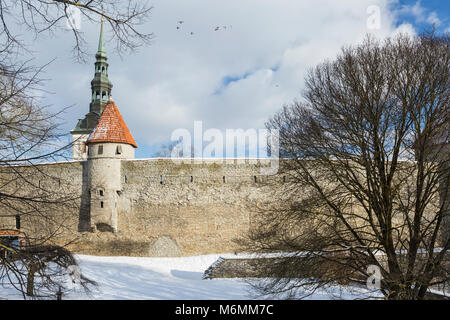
[71,19,113,133]
[96,19,107,58]
[91,19,113,116]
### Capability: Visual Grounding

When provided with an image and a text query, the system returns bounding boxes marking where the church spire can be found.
[90,18,113,116]
[71,19,114,157]
[96,19,107,58]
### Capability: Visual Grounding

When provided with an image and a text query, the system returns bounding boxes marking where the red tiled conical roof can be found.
[87,99,137,148]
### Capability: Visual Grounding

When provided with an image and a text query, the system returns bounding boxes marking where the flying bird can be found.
[214,26,220,31]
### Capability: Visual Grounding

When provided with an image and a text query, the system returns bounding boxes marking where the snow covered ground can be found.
[1,254,383,300]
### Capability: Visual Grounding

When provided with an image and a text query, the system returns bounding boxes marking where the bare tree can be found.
[152,138,188,158]
[1,242,96,299]
[0,0,153,299]
[241,32,449,300]
[0,0,153,61]
[0,61,97,299]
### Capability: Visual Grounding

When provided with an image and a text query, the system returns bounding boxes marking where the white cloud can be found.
[112,0,406,147]
[31,0,428,153]
[426,12,441,27]
[390,23,416,37]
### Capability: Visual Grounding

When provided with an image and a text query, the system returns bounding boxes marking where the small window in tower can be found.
[15,215,21,230]
[223,176,226,183]
[87,147,91,156]
[116,145,122,155]
[190,176,193,183]
[99,190,104,196]
[96,91,100,99]
[98,145,103,155]
[102,91,106,100]
[100,201,104,208]
[102,66,105,73]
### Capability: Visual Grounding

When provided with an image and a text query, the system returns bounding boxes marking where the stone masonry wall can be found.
[0,161,86,242]
[1,157,447,257]
[1,159,278,256]
[113,159,277,256]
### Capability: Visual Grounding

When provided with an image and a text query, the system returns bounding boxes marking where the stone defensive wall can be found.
[0,159,280,256]
[0,158,447,257]
[95,158,280,256]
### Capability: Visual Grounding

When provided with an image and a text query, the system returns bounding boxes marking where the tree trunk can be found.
[26,263,38,297]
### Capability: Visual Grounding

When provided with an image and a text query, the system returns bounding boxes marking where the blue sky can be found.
[19,0,449,159]
[393,0,449,31]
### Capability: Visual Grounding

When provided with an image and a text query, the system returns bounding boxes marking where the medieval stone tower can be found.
[70,21,138,233]
[86,98,137,232]
[71,20,113,160]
